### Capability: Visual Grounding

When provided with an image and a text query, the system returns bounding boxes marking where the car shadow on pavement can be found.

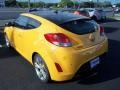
[76,39,120,85]
[0,31,19,58]
[104,27,120,33]
[98,18,120,24]
[0,47,19,59]
[0,30,5,45]
[99,19,120,34]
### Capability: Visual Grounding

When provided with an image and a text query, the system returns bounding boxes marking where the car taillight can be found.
[100,25,104,36]
[44,33,72,47]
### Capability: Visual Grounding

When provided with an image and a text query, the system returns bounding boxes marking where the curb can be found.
[109,16,120,21]
[115,13,120,16]
[114,17,120,20]
[114,14,120,20]
[115,17,120,20]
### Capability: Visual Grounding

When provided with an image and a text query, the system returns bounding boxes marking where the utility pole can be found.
[73,1,75,9]
[78,0,81,9]
[34,0,36,8]
[71,0,76,9]
[97,0,99,7]
[89,0,92,8]
[28,0,30,10]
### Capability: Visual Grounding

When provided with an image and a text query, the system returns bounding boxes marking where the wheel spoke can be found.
[34,62,41,69]
[41,69,47,79]
[34,56,48,81]
[5,36,10,47]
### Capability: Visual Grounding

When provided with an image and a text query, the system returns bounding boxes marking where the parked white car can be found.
[85,8,106,21]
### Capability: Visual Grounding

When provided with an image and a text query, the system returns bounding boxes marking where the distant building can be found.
[0,0,5,7]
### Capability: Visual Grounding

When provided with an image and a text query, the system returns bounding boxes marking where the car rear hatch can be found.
[59,19,105,49]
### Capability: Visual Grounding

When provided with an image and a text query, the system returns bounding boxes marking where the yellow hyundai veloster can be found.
[4,10,108,83]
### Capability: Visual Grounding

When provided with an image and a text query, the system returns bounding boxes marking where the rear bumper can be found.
[46,38,108,81]
[75,53,107,78]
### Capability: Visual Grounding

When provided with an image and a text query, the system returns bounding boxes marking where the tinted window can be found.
[60,20,98,35]
[27,18,40,29]
[15,16,29,29]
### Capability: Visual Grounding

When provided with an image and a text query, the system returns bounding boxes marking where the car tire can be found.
[33,54,50,83]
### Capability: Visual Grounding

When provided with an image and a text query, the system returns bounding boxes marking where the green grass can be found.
[110,14,120,20]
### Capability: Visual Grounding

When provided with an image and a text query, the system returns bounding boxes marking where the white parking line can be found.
[0,45,2,47]
[0,44,6,48]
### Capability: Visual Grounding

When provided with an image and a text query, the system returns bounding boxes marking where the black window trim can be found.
[14,15,41,30]
[27,17,41,29]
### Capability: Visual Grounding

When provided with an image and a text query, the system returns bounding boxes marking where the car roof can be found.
[30,10,89,24]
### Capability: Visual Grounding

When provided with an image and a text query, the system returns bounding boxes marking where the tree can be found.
[5,0,17,7]
[81,2,95,8]
[103,1,112,7]
[17,1,46,8]
[115,3,120,7]
[58,0,73,8]
[71,0,78,8]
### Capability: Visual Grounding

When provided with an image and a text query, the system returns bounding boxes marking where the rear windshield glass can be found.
[60,20,98,35]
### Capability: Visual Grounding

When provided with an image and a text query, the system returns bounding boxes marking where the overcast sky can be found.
[17,0,120,4]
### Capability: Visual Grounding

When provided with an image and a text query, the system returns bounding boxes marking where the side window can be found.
[27,18,40,29]
[14,16,29,29]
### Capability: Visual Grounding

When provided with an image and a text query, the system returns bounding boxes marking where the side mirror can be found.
[5,22,15,27]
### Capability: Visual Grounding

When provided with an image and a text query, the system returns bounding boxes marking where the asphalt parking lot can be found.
[0,8,27,20]
[0,19,120,90]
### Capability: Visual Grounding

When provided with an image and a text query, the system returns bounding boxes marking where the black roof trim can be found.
[30,10,90,24]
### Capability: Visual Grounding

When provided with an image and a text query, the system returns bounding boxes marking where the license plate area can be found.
[90,57,100,69]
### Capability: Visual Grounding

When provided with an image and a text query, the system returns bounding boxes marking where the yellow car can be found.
[4,10,108,83]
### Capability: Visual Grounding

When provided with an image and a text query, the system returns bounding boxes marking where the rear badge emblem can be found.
[89,34,95,41]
